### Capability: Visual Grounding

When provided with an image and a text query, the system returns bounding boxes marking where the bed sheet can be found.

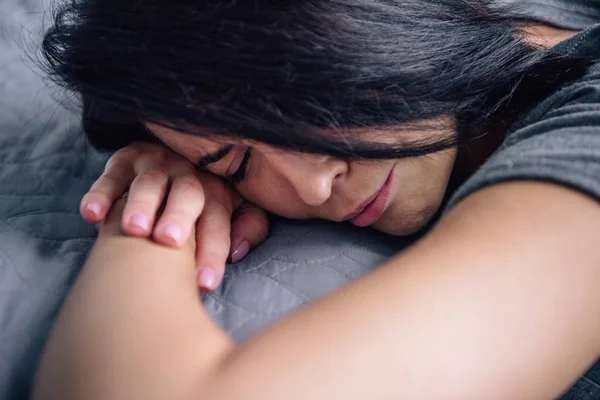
[1,1,598,399]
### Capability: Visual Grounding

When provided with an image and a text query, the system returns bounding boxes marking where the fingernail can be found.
[197,268,216,291]
[85,201,102,216]
[163,224,182,244]
[231,240,250,264]
[129,213,150,233]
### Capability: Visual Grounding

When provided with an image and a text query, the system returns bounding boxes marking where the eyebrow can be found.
[195,145,234,170]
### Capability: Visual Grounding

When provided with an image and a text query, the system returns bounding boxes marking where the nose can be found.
[276,153,348,207]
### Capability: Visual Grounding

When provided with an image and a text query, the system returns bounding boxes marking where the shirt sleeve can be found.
[497,0,600,30]
[445,64,600,212]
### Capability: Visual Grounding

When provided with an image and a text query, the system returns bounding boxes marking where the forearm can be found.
[33,206,232,400]
[206,182,600,399]
[34,183,600,400]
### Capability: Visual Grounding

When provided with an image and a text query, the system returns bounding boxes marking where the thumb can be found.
[229,202,270,263]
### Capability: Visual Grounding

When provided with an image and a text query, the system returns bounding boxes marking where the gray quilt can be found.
[0,2,413,398]
[1,1,598,400]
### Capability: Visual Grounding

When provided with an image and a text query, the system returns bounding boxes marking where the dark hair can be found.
[41,0,592,159]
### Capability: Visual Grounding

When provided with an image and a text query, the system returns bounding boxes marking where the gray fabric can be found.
[497,0,600,29]
[446,23,600,399]
[0,2,599,400]
[0,134,407,397]
[0,3,411,399]
[446,24,600,210]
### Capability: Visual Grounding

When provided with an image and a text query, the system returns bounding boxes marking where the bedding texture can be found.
[0,2,410,398]
[0,1,599,399]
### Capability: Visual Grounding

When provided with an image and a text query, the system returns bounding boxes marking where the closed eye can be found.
[229,148,252,185]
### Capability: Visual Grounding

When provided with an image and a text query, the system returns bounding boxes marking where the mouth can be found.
[343,169,394,227]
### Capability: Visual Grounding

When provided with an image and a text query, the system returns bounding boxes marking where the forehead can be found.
[145,117,456,157]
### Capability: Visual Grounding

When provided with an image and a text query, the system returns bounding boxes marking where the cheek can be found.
[235,174,309,219]
[394,149,455,198]
[377,149,456,235]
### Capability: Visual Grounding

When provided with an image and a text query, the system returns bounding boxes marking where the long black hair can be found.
[41,0,592,159]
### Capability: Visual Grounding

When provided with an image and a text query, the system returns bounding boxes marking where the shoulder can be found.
[503,60,600,150]
[447,58,600,212]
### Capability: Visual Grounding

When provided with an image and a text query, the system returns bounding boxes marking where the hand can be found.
[79,143,269,291]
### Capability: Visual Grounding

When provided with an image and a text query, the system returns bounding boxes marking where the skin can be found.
[148,120,457,235]
[81,119,456,290]
[33,23,599,399]
[33,181,600,399]
[81,143,270,290]
[79,25,579,291]
[523,24,581,48]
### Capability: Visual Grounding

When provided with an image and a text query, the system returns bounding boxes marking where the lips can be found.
[344,170,394,227]
[343,188,380,221]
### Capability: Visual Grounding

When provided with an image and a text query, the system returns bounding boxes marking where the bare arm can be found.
[32,199,233,400]
[33,181,600,400]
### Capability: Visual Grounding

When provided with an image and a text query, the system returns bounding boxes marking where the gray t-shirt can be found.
[498,0,600,29]
[446,23,600,211]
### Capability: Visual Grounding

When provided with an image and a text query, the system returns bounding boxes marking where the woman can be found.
[34,0,600,398]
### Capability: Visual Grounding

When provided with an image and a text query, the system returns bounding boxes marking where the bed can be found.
[0,1,598,399]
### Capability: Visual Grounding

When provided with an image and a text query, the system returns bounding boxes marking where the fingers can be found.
[80,148,137,224]
[99,197,128,233]
[82,143,266,293]
[121,154,169,237]
[230,202,270,263]
[152,172,206,248]
[194,182,234,291]
[87,144,206,244]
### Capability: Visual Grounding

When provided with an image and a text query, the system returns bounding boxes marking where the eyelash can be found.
[229,148,252,185]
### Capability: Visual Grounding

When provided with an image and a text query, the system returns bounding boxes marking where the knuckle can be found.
[133,141,166,155]
[203,179,232,201]
[139,169,169,186]
[136,153,166,171]
[174,175,203,195]
[104,156,130,173]
[147,147,169,164]
[110,146,139,164]
[108,143,170,171]
[168,156,195,171]
[93,171,122,191]
[165,200,205,222]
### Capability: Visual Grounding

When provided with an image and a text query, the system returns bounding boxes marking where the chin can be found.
[372,203,440,236]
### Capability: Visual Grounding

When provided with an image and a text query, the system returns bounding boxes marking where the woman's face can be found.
[147,122,457,236]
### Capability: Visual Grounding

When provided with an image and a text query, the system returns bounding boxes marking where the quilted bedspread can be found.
[1,1,599,399]
[0,1,413,398]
